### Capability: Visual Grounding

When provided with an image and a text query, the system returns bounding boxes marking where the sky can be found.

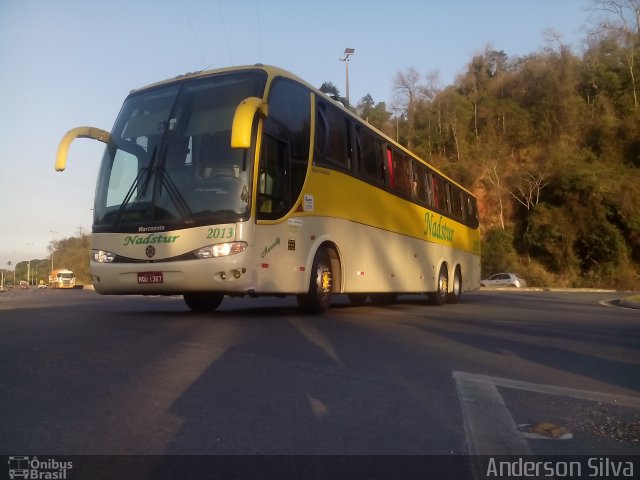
[0,0,593,265]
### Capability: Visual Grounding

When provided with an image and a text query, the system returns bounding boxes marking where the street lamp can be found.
[339,48,355,107]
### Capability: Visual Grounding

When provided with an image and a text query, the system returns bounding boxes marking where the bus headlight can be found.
[195,242,247,259]
[92,249,116,263]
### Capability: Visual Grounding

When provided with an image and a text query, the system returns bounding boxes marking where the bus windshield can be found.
[93,70,267,232]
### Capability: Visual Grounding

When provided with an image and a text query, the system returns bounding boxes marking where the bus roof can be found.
[129,64,475,197]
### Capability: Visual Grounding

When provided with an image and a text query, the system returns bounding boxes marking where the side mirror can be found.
[231,97,268,149]
[55,126,111,171]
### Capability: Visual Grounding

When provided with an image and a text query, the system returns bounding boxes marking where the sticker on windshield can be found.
[304,194,314,212]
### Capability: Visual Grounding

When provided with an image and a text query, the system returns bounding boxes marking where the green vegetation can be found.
[5,235,92,287]
[351,1,640,289]
[6,2,638,291]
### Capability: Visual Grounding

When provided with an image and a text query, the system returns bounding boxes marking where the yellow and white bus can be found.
[56,65,480,313]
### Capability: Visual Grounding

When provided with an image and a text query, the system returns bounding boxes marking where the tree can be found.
[485,160,507,230]
[356,94,375,120]
[508,168,551,212]
[588,0,640,110]
[393,67,422,150]
[319,81,347,106]
[49,235,92,284]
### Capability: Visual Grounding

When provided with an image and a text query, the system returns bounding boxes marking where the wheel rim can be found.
[438,267,448,302]
[298,248,334,313]
[320,269,331,293]
[440,273,448,294]
[316,258,332,296]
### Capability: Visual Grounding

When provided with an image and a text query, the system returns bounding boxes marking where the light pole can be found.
[339,48,355,107]
[49,230,58,271]
[27,243,33,285]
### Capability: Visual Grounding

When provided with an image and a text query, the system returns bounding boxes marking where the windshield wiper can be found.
[160,169,194,225]
[112,145,157,228]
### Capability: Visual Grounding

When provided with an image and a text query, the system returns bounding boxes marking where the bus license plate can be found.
[137,272,163,284]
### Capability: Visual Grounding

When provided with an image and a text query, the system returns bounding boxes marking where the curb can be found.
[619,298,640,310]
[479,287,640,311]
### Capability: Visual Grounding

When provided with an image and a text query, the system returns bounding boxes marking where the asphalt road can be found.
[1,288,638,477]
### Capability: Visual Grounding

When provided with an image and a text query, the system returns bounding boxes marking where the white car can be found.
[481,273,527,288]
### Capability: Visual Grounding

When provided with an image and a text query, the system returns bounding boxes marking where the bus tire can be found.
[298,247,333,314]
[448,266,462,304]
[428,263,448,305]
[184,292,224,312]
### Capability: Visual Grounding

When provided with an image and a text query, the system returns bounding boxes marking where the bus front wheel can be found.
[298,247,333,314]
[428,263,449,305]
[184,292,224,312]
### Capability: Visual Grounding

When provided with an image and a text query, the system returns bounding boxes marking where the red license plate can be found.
[137,272,163,284]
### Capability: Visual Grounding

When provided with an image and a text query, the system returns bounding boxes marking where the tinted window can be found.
[432,174,445,211]
[450,186,463,220]
[258,78,311,219]
[93,71,266,231]
[316,101,350,169]
[466,194,479,228]
[393,152,412,197]
[357,128,384,184]
[413,162,428,204]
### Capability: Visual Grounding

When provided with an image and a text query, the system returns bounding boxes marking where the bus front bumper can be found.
[90,257,255,295]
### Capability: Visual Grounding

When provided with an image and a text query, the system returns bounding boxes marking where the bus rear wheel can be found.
[298,247,333,314]
[448,266,462,304]
[184,292,224,312]
[428,263,449,305]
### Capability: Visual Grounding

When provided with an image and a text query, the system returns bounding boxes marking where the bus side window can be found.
[386,147,395,188]
[425,171,434,207]
[316,101,349,170]
[461,192,469,224]
[358,128,384,185]
[450,185,463,220]
[444,182,453,215]
[394,153,412,197]
[432,174,443,210]
[467,195,479,228]
[316,106,328,161]
[413,161,428,204]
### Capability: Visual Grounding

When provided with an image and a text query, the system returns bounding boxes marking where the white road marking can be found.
[454,371,532,455]
[453,371,640,456]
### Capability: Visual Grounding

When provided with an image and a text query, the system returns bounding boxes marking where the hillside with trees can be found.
[5,235,92,287]
[349,0,640,289]
[5,1,638,291]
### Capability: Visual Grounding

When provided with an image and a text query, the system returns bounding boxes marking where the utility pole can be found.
[49,231,58,271]
[27,243,33,285]
[339,48,355,107]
